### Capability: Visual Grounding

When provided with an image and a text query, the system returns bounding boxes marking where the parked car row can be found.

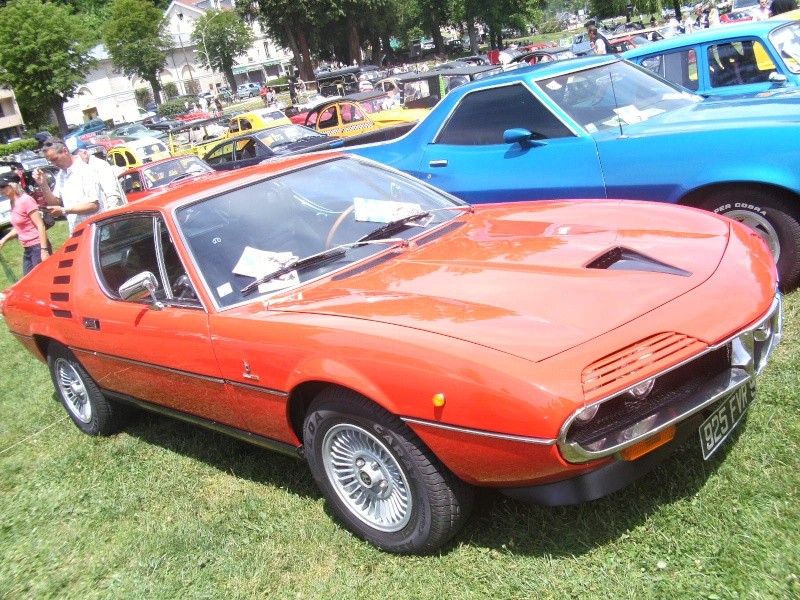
[3,35,799,557]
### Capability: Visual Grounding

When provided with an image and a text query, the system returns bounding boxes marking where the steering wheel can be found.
[325,205,355,249]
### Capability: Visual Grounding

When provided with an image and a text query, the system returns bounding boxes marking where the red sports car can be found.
[117,155,215,202]
[0,154,782,554]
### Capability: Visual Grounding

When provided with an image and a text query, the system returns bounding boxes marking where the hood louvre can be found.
[586,247,692,277]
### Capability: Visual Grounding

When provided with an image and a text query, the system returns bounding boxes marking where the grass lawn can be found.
[1,221,798,599]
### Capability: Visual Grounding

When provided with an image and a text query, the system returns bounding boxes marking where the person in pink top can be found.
[0,173,51,275]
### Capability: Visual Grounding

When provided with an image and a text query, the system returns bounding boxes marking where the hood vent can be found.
[586,246,692,277]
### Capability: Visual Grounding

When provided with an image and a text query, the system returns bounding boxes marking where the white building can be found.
[63,0,293,127]
[0,88,25,142]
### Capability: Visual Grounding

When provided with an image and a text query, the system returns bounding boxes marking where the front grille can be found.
[582,332,708,402]
[568,345,731,447]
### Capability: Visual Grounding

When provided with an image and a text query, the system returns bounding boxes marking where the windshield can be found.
[770,22,800,75]
[176,157,465,308]
[537,61,700,133]
[141,156,212,189]
[255,124,326,149]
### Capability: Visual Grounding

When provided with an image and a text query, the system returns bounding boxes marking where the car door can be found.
[73,213,245,428]
[417,83,606,204]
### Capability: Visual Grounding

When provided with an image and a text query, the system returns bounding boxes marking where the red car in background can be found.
[117,155,215,202]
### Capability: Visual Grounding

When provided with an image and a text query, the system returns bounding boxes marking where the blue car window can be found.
[435,84,572,145]
[641,49,699,92]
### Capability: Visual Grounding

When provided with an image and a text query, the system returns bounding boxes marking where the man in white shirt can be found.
[34,137,104,232]
[74,148,127,209]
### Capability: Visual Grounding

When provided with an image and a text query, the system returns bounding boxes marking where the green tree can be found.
[0,0,96,134]
[190,10,255,94]
[238,0,337,83]
[103,0,171,106]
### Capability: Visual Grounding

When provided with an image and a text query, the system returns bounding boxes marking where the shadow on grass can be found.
[457,422,748,557]
[117,405,747,558]
[121,410,320,501]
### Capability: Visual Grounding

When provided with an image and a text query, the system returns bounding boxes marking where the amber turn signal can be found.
[432,393,445,407]
[619,425,676,461]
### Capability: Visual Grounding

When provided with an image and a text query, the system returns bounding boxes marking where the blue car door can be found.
[414,83,607,204]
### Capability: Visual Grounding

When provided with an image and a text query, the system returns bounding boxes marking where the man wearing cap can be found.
[34,137,103,233]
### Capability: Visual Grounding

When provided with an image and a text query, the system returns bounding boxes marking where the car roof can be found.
[622,20,794,57]
[109,136,167,150]
[117,154,205,177]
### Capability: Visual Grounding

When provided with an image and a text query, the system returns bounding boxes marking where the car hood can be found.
[267,200,731,362]
[622,94,800,134]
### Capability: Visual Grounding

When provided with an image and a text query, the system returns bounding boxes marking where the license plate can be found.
[700,383,753,460]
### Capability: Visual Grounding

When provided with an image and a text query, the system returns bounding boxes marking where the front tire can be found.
[703,189,800,291]
[48,343,127,436]
[303,388,474,554]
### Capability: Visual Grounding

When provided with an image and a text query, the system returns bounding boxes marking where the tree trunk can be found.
[50,96,68,136]
[466,16,480,54]
[296,28,314,82]
[346,14,361,66]
[223,67,237,92]
[146,75,163,105]
[431,27,445,55]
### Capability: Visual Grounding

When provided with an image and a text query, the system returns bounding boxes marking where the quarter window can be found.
[640,49,699,91]
[436,84,572,146]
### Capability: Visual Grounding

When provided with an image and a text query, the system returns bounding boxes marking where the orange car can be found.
[0,154,782,554]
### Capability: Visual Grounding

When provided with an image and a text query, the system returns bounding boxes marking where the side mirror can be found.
[119,271,164,310]
[768,72,787,84]
[503,128,545,148]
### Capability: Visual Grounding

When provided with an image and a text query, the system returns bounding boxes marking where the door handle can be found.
[428,159,448,167]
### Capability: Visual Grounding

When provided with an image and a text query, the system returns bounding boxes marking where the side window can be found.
[318,107,338,129]
[96,215,198,305]
[120,172,143,193]
[96,215,163,298]
[708,41,770,87]
[241,118,253,132]
[340,103,365,124]
[641,49,699,91]
[113,153,127,168]
[229,119,240,134]
[436,84,573,146]
[205,142,235,165]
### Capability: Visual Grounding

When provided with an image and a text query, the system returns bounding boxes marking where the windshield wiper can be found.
[356,206,473,243]
[241,239,407,295]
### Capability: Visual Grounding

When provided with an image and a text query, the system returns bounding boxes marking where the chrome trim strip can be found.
[72,347,225,384]
[103,389,302,459]
[226,379,289,397]
[558,293,782,463]
[402,416,556,446]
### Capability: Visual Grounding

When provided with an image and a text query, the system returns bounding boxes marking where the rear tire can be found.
[47,343,128,436]
[703,189,800,291]
[303,388,474,554]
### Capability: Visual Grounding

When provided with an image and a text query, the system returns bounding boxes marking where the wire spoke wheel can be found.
[54,357,92,424]
[322,423,412,532]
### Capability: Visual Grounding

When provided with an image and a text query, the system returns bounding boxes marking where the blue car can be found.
[623,20,800,97]
[345,55,800,289]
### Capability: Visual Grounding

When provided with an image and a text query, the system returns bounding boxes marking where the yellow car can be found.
[169,108,291,157]
[299,91,429,138]
[106,137,171,173]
